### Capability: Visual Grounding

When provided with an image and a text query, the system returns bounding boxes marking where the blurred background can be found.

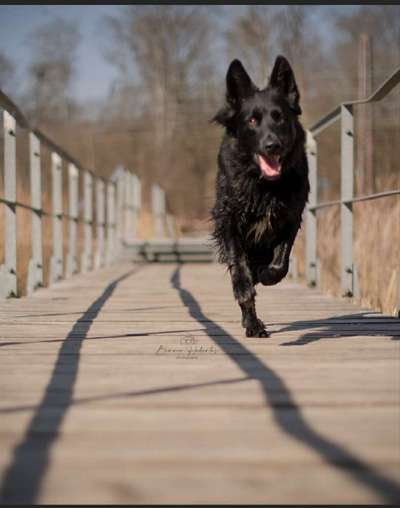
[0,4,399,312]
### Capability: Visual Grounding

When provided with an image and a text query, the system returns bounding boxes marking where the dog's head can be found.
[214,55,303,181]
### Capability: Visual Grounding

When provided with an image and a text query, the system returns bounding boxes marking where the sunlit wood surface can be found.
[0,262,399,504]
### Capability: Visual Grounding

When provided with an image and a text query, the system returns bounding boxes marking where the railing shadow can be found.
[0,375,250,416]
[0,328,206,348]
[275,313,400,345]
[10,304,184,319]
[1,264,399,504]
[170,266,400,504]
[0,266,140,504]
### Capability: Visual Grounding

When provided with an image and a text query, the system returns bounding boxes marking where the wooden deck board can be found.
[0,261,399,504]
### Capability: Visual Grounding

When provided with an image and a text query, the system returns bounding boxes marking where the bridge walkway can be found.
[0,261,399,504]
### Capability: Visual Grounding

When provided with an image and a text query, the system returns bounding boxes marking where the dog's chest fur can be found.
[246,213,275,243]
[235,179,293,245]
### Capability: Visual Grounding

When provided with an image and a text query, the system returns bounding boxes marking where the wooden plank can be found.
[0,262,399,504]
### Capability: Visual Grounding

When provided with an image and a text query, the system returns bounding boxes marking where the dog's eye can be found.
[248,117,258,126]
[271,110,282,123]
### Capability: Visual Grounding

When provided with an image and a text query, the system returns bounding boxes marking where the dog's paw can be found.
[245,319,270,338]
[258,265,288,286]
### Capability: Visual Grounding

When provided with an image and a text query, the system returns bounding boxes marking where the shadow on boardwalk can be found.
[170,266,400,504]
[276,313,400,345]
[1,264,399,504]
[0,267,140,504]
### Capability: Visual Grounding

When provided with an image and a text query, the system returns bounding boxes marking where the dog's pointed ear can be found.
[226,59,256,106]
[269,55,302,115]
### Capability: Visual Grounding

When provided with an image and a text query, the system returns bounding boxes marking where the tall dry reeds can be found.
[292,187,399,317]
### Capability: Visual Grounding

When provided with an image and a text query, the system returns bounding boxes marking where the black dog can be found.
[211,55,309,338]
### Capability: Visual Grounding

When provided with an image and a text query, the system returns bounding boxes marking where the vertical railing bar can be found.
[305,130,319,288]
[129,171,135,243]
[133,173,138,241]
[66,163,79,277]
[113,181,119,258]
[81,170,93,273]
[166,213,175,239]
[340,104,357,297]
[132,174,140,240]
[115,168,124,253]
[396,274,400,318]
[49,152,63,284]
[152,184,158,238]
[95,178,105,269]
[161,186,166,238]
[106,182,116,265]
[124,169,132,244]
[152,183,167,239]
[0,110,17,298]
[27,132,43,295]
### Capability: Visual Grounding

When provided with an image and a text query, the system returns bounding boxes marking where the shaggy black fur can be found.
[211,55,310,338]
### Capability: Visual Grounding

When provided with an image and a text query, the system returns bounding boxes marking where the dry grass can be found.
[354,197,399,316]
[292,194,399,317]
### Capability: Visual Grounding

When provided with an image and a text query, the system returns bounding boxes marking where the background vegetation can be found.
[0,5,399,313]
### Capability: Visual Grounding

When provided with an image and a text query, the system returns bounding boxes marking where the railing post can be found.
[288,256,298,281]
[132,174,141,239]
[0,110,17,298]
[106,182,116,265]
[115,168,125,251]
[66,163,79,277]
[95,178,105,269]
[81,171,93,273]
[123,170,133,244]
[27,133,43,295]
[152,184,166,238]
[305,130,319,287]
[166,213,176,239]
[151,184,158,237]
[49,152,63,284]
[340,104,358,297]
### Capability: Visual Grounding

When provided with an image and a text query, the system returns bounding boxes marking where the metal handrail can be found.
[309,66,400,136]
[0,89,108,184]
[305,65,400,314]
[308,189,400,212]
[0,87,143,298]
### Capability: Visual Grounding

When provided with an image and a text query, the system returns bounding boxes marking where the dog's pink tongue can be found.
[258,154,281,179]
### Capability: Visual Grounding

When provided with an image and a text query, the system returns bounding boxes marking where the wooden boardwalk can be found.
[0,261,399,504]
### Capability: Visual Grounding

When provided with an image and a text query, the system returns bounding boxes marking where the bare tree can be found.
[223,6,327,125]
[0,51,16,94]
[24,17,81,126]
[225,6,275,87]
[334,4,400,101]
[105,6,212,140]
[103,6,218,219]
[335,5,400,193]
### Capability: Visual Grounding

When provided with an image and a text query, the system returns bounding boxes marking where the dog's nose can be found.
[265,141,282,154]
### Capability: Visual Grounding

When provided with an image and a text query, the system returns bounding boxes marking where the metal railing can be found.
[151,183,176,239]
[305,66,400,312]
[0,89,173,298]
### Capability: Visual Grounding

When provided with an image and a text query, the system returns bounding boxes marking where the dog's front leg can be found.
[258,225,298,286]
[226,237,269,338]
